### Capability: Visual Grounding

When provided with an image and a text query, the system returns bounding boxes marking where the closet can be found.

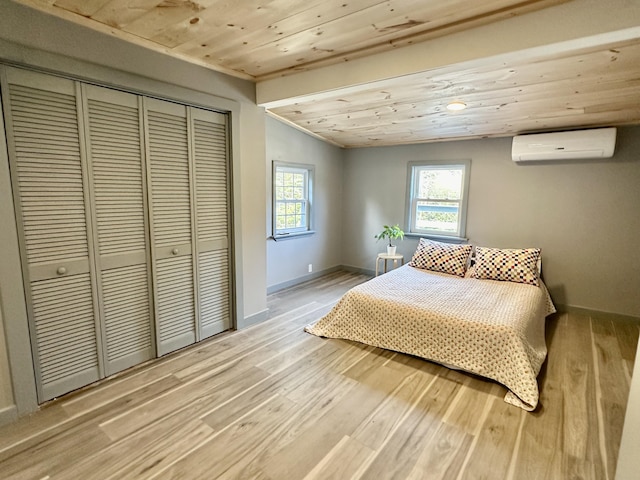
[1,66,232,402]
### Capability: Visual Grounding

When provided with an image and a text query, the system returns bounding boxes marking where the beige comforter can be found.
[305,265,556,411]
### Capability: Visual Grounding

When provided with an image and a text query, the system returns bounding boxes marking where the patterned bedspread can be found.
[305,265,556,411]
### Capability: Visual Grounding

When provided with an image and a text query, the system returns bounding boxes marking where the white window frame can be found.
[406,159,471,240]
[272,161,314,238]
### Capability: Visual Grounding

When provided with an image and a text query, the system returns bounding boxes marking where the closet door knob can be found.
[57,267,67,275]
[172,248,179,255]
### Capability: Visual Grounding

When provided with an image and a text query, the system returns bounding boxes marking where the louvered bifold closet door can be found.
[1,67,101,401]
[144,98,196,355]
[83,85,154,375]
[191,108,231,339]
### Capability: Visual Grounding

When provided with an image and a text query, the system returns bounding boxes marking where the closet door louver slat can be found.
[31,275,97,389]
[11,89,88,265]
[84,85,154,374]
[155,256,196,339]
[192,112,231,339]
[101,265,152,367]
[145,100,196,355]
[2,69,100,401]
[198,250,230,337]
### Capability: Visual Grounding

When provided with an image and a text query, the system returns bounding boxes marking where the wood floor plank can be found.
[202,339,358,432]
[172,303,332,382]
[612,319,640,381]
[265,272,368,319]
[514,381,564,480]
[260,364,408,479]
[99,366,270,441]
[514,313,590,478]
[591,316,629,403]
[60,372,181,418]
[351,371,436,450]
[213,374,360,479]
[97,308,338,440]
[210,368,361,479]
[342,347,398,382]
[1,418,111,480]
[558,313,601,464]
[0,404,69,457]
[358,374,463,479]
[458,398,524,480]
[153,394,299,479]
[612,320,640,363]
[277,344,363,406]
[303,435,375,480]
[52,418,214,480]
[0,374,182,464]
[408,421,474,480]
[255,327,330,374]
[441,371,502,435]
[57,328,251,417]
[590,316,630,480]
[0,272,636,480]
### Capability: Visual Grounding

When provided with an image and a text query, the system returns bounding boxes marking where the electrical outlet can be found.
[308,264,313,273]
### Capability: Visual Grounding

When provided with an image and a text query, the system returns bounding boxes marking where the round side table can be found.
[375,253,404,276]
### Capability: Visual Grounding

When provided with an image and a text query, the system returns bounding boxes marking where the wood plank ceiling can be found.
[14,0,640,147]
[269,40,640,147]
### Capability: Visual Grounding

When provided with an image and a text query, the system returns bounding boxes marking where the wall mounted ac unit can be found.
[512,127,616,162]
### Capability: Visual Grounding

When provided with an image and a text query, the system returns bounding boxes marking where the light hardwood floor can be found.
[0,270,637,480]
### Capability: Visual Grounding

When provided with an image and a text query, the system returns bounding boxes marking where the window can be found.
[273,162,313,237]
[407,160,471,239]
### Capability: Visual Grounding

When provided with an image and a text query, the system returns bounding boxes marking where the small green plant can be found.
[375,224,405,246]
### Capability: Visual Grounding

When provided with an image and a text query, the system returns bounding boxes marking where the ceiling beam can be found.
[256,0,640,108]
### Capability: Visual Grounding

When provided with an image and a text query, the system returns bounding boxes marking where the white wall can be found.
[0,0,267,417]
[266,116,344,290]
[342,127,640,317]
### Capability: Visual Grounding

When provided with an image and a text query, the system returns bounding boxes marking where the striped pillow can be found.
[409,238,472,277]
[472,246,541,286]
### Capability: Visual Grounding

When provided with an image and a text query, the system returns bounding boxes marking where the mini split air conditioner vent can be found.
[511,128,616,162]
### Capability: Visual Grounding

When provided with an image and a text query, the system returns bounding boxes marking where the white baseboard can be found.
[556,304,640,324]
[267,266,343,295]
[239,308,269,330]
[340,264,375,277]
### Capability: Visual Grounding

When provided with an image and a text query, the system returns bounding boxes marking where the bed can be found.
[305,242,556,411]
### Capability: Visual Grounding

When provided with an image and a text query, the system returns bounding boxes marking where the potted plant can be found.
[375,224,404,255]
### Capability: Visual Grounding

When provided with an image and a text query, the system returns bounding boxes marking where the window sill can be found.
[270,230,316,241]
[404,232,468,244]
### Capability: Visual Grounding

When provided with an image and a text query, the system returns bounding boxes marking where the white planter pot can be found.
[387,245,397,255]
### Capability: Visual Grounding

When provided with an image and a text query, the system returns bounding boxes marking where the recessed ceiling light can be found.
[446,101,467,111]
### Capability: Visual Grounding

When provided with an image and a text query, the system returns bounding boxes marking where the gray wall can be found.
[342,127,640,317]
[0,0,268,418]
[266,117,344,290]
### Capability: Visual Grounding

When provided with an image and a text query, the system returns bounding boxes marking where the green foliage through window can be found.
[273,163,313,236]
[407,161,470,238]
